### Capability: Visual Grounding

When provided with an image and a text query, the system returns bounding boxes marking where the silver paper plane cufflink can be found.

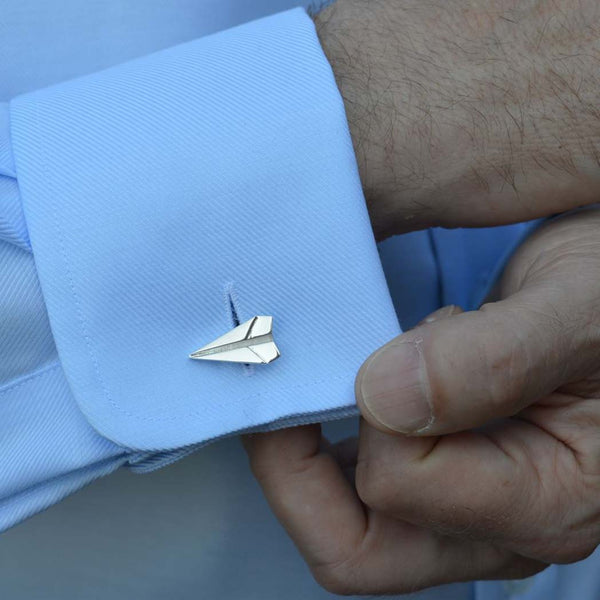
[189,315,280,364]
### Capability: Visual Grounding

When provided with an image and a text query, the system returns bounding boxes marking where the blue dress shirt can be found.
[1,1,599,599]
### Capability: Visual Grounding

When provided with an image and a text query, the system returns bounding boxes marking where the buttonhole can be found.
[229,294,240,327]
[224,282,255,376]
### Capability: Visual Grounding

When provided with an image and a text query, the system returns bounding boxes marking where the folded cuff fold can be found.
[10,8,400,451]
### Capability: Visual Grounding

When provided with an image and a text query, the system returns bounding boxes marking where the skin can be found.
[244,1,600,594]
[315,0,600,239]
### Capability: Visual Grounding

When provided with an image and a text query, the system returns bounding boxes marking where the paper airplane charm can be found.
[189,316,280,364]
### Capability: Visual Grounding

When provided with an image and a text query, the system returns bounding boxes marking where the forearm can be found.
[314,0,600,238]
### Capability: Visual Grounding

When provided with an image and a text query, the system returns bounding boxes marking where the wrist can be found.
[314,0,488,238]
[314,0,402,239]
[314,0,600,238]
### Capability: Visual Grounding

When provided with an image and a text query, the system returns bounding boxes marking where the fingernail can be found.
[419,304,462,325]
[359,342,432,434]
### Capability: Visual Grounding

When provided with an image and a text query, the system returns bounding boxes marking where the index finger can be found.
[241,424,538,594]
[242,425,367,575]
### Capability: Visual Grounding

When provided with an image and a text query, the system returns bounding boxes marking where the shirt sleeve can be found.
[7,8,400,454]
[1,103,129,530]
[0,104,29,250]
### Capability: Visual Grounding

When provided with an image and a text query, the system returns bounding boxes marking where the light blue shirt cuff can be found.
[9,8,400,451]
[0,104,29,250]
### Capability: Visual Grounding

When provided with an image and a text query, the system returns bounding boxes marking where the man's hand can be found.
[315,0,600,239]
[244,209,600,595]
[244,2,600,594]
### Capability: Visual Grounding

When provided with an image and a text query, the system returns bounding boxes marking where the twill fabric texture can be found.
[2,2,598,599]
[2,8,402,529]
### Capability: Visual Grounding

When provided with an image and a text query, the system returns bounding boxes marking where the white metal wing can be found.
[189,316,280,364]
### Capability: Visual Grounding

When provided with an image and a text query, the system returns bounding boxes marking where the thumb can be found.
[355,215,600,435]
[356,300,568,436]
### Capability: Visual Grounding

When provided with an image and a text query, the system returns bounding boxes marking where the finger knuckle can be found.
[311,558,363,596]
[549,539,597,564]
[498,559,548,581]
[478,306,531,410]
[355,457,397,512]
[312,569,355,595]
